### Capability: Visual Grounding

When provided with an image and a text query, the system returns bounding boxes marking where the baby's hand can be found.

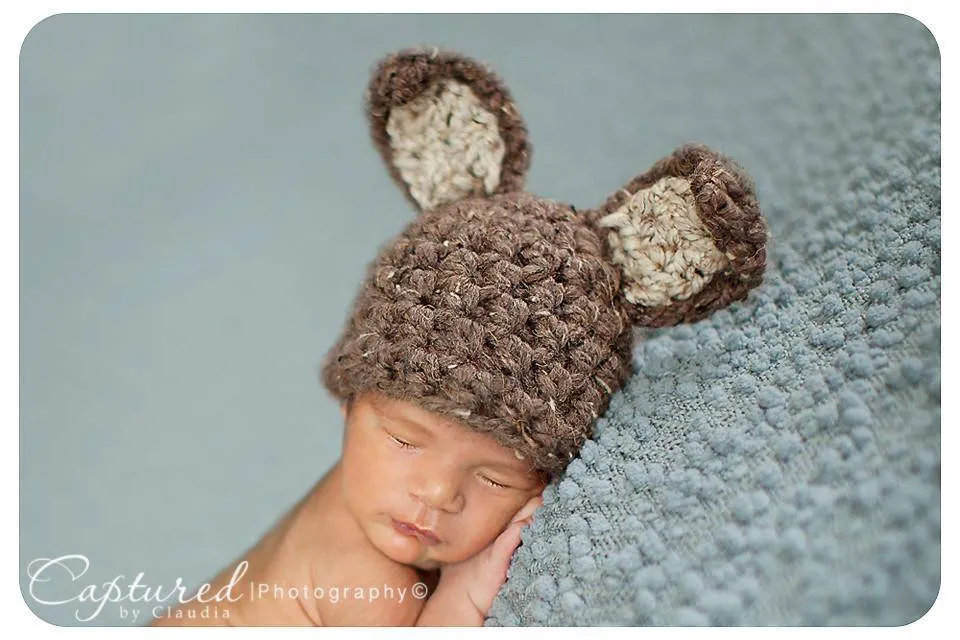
[436,496,543,618]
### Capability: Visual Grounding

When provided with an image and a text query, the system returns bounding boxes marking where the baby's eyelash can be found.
[388,433,416,449]
[478,475,509,489]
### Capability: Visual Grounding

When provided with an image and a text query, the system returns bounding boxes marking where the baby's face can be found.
[338,392,547,570]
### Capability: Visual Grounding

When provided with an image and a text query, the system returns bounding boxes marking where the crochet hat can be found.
[321,47,768,477]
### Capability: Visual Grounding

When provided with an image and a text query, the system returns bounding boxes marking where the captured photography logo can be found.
[25,554,429,624]
[25,554,246,623]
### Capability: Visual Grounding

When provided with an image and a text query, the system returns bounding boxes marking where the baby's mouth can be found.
[391,518,442,546]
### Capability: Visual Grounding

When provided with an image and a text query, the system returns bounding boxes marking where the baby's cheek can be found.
[443,506,512,560]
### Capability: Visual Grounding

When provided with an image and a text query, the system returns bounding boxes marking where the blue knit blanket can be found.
[488,15,940,626]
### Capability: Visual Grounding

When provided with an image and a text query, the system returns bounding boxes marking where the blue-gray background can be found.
[20,14,939,626]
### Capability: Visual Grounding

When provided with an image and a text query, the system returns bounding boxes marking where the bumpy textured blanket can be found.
[488,15,941,626]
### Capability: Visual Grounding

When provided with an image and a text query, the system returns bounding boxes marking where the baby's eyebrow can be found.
[382,407,537,476]
[477,460,536,479]
[387,405,471,436]
[383,412,436,436]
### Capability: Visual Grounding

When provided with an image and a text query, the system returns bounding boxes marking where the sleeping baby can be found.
[151,46,767,626]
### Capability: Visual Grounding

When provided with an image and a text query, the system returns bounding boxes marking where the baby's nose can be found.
[411,474,463,513]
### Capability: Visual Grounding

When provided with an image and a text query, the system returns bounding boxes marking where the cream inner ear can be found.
[598,176,730,307]
[386,79,506,211]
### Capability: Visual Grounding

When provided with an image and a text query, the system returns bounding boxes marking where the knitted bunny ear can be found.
[365,47,531,213]
[585,144,768,328]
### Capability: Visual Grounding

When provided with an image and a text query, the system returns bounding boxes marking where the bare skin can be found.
[151,392,546,626]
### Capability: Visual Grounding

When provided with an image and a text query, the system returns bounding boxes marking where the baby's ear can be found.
[365,47,531,213]
[510,494,544,525]
[585,144,768,328]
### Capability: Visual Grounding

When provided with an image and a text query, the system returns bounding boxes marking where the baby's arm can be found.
[415,580,487,626]
[416,509,535,626]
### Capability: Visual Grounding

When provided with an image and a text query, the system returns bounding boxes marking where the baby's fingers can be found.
[490,518,529,573]
[466,519,530,616]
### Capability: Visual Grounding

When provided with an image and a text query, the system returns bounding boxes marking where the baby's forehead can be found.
[361,392,543,471]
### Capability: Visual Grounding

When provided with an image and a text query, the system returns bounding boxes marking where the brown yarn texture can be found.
[323,193,632,476]
[321,47,768,478]
[366,47,532,213]
[585,143,768,328]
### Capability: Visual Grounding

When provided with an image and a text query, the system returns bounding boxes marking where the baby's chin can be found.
[408,557,443,571]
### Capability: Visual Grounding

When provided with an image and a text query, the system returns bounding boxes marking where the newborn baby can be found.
[152,45,767,626]
[154,391,545,625]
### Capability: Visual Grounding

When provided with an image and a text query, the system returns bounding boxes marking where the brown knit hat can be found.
[321,47,767,477]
